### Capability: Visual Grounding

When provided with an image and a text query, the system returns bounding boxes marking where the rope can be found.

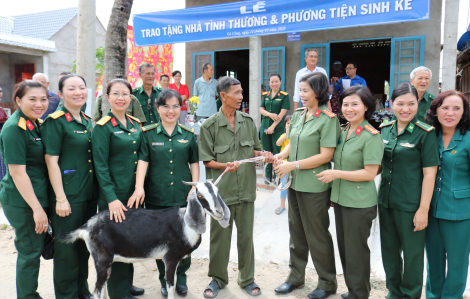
[262,163,292,191]
[213,156,266,185]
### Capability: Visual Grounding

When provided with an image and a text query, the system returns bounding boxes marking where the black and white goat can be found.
[60,180,230,299]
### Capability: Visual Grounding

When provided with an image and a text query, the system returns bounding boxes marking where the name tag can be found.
[34,138,42,141]
[383,140,389,144]
[74,131,84,134]
[400,142,415,148]
[275,99,282,101]
[114,131,124,135]
[152,142,164,146]
[177,139,189,143]
[130,128,138,132]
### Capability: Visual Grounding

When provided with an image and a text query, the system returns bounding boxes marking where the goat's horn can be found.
[182,181,198,186]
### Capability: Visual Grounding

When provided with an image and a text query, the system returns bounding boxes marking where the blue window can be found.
[390,36,425,91]
[262,47,285,91]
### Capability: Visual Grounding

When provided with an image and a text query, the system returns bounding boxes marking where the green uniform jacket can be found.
[417,91,435,123]
[288,107,341,193]
[260,90,290,131]
[331,120,384,208]
[431,130,470,220]
[199,110,262,205]
[0,110,49,207]
[92,94,146,123]
[379,118,440,212]
[138,123,198,206]
[92,112,141,205]
[132,85,162,124]
[41,108,95,202]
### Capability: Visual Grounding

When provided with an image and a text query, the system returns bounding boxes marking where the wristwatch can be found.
[296,161,300,169]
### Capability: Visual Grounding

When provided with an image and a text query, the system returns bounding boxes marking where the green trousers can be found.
[51,199,97,299]
[334,204,377,299]
[3,203,46,299]
[145,203,191,287]
[260,128,282,179]
[379,205,425,299]
[286,189,337,291]
[208,201,255,289]
[425,215,470,299]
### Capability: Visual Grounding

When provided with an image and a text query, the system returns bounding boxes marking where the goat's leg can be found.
[91,254,113,299]
[163,258,180,299]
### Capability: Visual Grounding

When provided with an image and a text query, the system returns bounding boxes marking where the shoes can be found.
[307,288,336,299]
[78,294,93,299]
[176,285,188,296]
[274,282,299,294]
[161,287,168,297]
[341,293,349,299]
[275,207,286,215]
[130,286,145,296]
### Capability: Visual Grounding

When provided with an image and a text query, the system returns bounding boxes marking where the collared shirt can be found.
[42,91,61,119]
[417,91,435,123]
[379,118,440,212]
[0,109,48,207]
[92,94,146,123]
[169,83,189,111]
[335,75,368,93]
[199,110,262,205]
[331,120,384,208]
[41,107,95,202]
[193,76,218,117]
[431,130,470,220]
[288,106,341,193]
[132,85,162,124]
[260,90,290,131]
[293,66,328,103]
[138,123,198,207]
[92,111,141,205]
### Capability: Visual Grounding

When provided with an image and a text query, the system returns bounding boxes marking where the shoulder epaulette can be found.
[342,123,351,131]
[322,110,336,118]
[18,117,27,130]
[415,121,435,132]
[96,116,111,126]
[82,112,93,121]
[178,123,194,133]
[295,107,306,112]
[38,118,44,124]
[127,114,141,124]
[48,111,65,119]
[364,125,380,135]
[262,92,268,95]
[142,123,159,132]
[379,120,395,128]
[280,91,288,96]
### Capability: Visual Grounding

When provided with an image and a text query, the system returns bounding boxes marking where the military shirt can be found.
[431,130,470,220]
[92,112,141,205]
[331,120,384,208]
[288,106,341,193]
[199,110,262,205]
[41,107,95,202]
[92,94,146,123]
[260,90,290,131]
[0,109,48,207]
[132,85,162,124]
[138,123,198,206]
[417,91,435,123]
[378,118,440,212]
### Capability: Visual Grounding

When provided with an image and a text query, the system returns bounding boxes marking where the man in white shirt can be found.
[293,49,328,109]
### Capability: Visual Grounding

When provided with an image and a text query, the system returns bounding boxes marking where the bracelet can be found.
[56,197,67,203]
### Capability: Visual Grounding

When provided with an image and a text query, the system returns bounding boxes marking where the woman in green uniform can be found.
[260,74,290,181]
[128,89,199,297]
[0,80,49,299]
[378,82,439,299]
[424,91,470,299]
[92,78,145,299]
[273,72,340,299]
[42,74,96,299]
[316,86,384,299]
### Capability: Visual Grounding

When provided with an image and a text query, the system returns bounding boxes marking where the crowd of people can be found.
[1,54,469,299]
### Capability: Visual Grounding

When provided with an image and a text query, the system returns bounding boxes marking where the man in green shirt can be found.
[132,63,162,124]
[410,66,435,123]
[199,76,273,298]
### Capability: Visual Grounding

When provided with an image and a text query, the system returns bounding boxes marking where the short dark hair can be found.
[217,76,241,95]
[284,114,292,123]
[202,63,212,73]
[261,84,266,92]
[269,73,282,81]
[106,78,132,95]
[156,89,182,107]
[426,90,470,135]
[159,74,169,81]
[391,82,418,102]
[58,74,86,93]
[139,63,155,74]
[347,62,358,69]
[59,71,72,76]
[338,86,375,120]
[172,70,181,77]
[13,80,47,106]
[298,72,330,106]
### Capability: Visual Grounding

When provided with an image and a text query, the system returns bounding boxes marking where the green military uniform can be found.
[260,90,290,179]
[286,106,340,291]
[92,94,146,123]
[331,120,384,299]
[41,108,96,299]
[378,118,439,299]
[0,109,49,299]
[138,122,198,287]
[132,85,162,125]
[425,129,470,299]
[92,112,141,298]
[392,91,435,123]
[199,110,262,289]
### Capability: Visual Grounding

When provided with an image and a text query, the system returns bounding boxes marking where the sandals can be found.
[203,280,219,298]
[275,207,285,215]
[244,282,262,296]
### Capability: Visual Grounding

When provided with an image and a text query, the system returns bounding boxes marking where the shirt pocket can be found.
[214,144,231,163]
[62,170,80,196]
[343,180,373,203]
[402,176,421,204]
[240,140,255,157]
[453,188,470,200]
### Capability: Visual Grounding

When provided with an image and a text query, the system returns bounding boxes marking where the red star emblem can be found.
[111,118,118,127]
[65,113,72,122]
[26,120,34,131]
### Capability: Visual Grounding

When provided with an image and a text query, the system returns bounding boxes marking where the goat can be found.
[59,180,230,299]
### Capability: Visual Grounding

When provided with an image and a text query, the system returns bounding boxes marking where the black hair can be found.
[159,74,169,81]
[298,72,330,106]
[106,78,132,95]
[156,89,182,107]
[172,70,181,77]
[138,63,155,74]
[391,82,418,102]
[284,114,292,124]
[347,62,358,69]
[217,76,241,95]
[338,86,375,120]
[202,63,212,73]
[58,74,86,93]
[261,84,266,92]
[426,90,470,135]
[59,71,72,77]
[13,80,47,105]
[269,73,282,81]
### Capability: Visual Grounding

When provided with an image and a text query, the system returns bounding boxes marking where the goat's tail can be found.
[59,228,85,244]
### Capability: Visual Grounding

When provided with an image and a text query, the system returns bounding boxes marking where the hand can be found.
[260,151,274,163]
[227,161,240,173]
[331,77,339,83]
[274,161,295,178]
[268,113,280,122]
[187,186,196,202]
[413,207,429,232]
[128,187,145,209]
[316,170,339,184]
[273,153,285,165]
[33,208,48,234]
[109,200,128,223]
[265,127,274,135]
[56,199,72,217]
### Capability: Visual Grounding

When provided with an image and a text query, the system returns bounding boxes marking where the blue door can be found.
[262,47,286,91]
[389,36,425,91]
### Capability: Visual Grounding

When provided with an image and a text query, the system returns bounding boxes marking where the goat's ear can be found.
[182,181,199,186]
[184,192,206,234]
[217,194,231,228]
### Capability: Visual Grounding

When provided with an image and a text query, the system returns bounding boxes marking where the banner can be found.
[133,0,430,46]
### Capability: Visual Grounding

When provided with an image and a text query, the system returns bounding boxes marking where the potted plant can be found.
[186,95,199,124]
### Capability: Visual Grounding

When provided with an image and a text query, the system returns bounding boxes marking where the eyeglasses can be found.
[345,67,356,70]
[110,92,130,98]
[160,105,181,111]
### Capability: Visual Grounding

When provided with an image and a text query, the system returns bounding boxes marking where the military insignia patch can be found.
[152,142,164,146]
[364,125,379,135]
[280,91,288,96]
[18,117,27,130]
[379,120,395,128]
[322,110,336,118]
[65,113,73,122]
[48,111,65,119]
[97,116,111,126]
[177,139,189,143]
[400,143,415,148]
[26,120,34,131]
[415,121,435,132]
[111,118,118,127]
